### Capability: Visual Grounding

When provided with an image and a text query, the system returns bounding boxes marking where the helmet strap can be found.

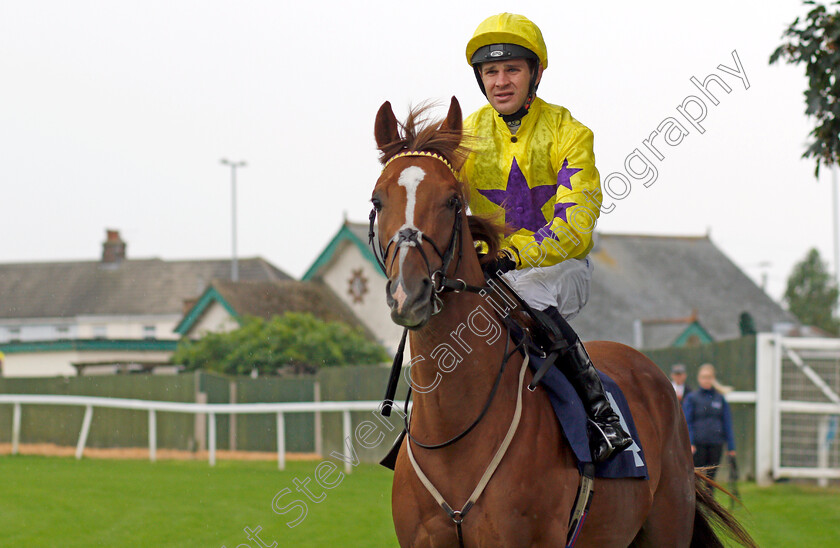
[473,65,487,97]
[499,96,532,124]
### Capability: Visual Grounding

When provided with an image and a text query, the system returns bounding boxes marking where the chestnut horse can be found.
[371,97,755,547]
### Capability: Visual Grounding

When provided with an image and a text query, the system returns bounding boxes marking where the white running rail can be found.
[0,395,405,472]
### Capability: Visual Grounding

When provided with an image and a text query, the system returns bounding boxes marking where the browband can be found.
[383,150,457,177]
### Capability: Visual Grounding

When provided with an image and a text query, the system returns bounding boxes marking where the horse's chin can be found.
[386,278,433,329]
[390,304,431,330]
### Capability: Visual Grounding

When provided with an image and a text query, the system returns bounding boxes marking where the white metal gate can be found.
[756,334,840,486]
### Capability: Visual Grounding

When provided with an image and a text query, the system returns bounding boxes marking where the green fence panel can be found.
[0,374,198,450]
[318,365,407,465]
[233,376,315,453]
[643,336,757,391]
[199,371,233,450]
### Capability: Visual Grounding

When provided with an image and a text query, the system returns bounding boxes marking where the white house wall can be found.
[188,302,240,338]
[320,241,404,354]
[0,320,76,343]
[1,349,173,377]
[0,315,181,343]
[77,315,182,340]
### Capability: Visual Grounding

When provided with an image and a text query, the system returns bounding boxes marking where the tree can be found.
[784,248,840,334]
[739,312,757,336]
[770,1,840,176]
[172,313,390,375]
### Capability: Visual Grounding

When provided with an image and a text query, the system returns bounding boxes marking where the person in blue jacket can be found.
[682,363,736,480]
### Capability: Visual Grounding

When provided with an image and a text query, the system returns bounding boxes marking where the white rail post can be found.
[76,405,93,460]
[148,409,157,463]
[277,412,285,470]
[208,413,216,467]
[12,402,21,455]
[755,334,777,486]
[342,410,352,474]
[771,334,784,483]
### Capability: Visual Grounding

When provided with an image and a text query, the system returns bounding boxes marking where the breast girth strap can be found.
[405,354,529,548]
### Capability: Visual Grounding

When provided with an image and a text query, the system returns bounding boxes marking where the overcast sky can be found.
[1,1,834,301]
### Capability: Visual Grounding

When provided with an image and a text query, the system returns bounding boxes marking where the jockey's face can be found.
[479,58,542,115]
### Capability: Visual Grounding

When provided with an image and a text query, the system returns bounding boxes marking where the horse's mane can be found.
[377,102,467,169]
[377,103,508,265]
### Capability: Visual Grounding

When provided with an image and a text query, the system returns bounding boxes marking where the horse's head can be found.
[371,97,469,329]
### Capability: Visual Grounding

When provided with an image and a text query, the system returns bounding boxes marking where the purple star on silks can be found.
[557,157,582,190]
[477,158,558,233]
[534,200,578,243]
[553,200,577,223]
[532,157,581,243]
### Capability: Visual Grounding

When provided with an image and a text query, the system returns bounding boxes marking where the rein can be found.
[404,328,521,450]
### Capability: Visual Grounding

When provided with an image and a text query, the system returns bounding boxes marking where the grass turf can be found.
[1,455,838,547]
[722,481,840,547]
[0,456,396,547]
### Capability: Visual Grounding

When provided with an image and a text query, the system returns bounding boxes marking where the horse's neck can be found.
[408,289,515,424]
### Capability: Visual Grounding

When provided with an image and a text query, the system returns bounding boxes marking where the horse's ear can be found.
[439,96,462,134]
[375,101,400,148]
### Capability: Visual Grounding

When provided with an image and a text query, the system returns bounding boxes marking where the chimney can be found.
[102,229,127,264]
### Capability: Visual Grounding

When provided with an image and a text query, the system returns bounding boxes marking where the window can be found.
[92,325,107,339]
[143,325,156,339]
[8,327,21,342]
[56,326,70,338]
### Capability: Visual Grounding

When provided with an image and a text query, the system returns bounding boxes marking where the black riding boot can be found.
[541,306,633,463]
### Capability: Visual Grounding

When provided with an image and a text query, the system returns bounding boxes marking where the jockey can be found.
[462,13,632,463]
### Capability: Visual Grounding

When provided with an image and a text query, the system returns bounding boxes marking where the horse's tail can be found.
[690,469,757,548]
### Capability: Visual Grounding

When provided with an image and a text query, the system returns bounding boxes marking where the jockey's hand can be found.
[482,249,517,277]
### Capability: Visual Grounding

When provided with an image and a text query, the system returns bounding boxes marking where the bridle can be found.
[369,150,488,421]
[368,151,486,310]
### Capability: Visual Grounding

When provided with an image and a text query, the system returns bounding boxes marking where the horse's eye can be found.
[371,198,382,211]
[446,196,459,210]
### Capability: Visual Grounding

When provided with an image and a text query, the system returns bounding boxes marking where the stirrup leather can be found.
[526,310,570,391]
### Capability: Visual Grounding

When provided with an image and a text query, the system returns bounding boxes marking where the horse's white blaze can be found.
[392,166,425,302]
[397,166,425,230]
[397,246,409,288]
[392,281,408,312]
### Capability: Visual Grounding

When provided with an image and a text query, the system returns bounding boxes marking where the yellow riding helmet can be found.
[466,13,548,69]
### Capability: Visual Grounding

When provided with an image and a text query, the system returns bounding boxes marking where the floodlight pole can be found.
[220,158,246,282]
